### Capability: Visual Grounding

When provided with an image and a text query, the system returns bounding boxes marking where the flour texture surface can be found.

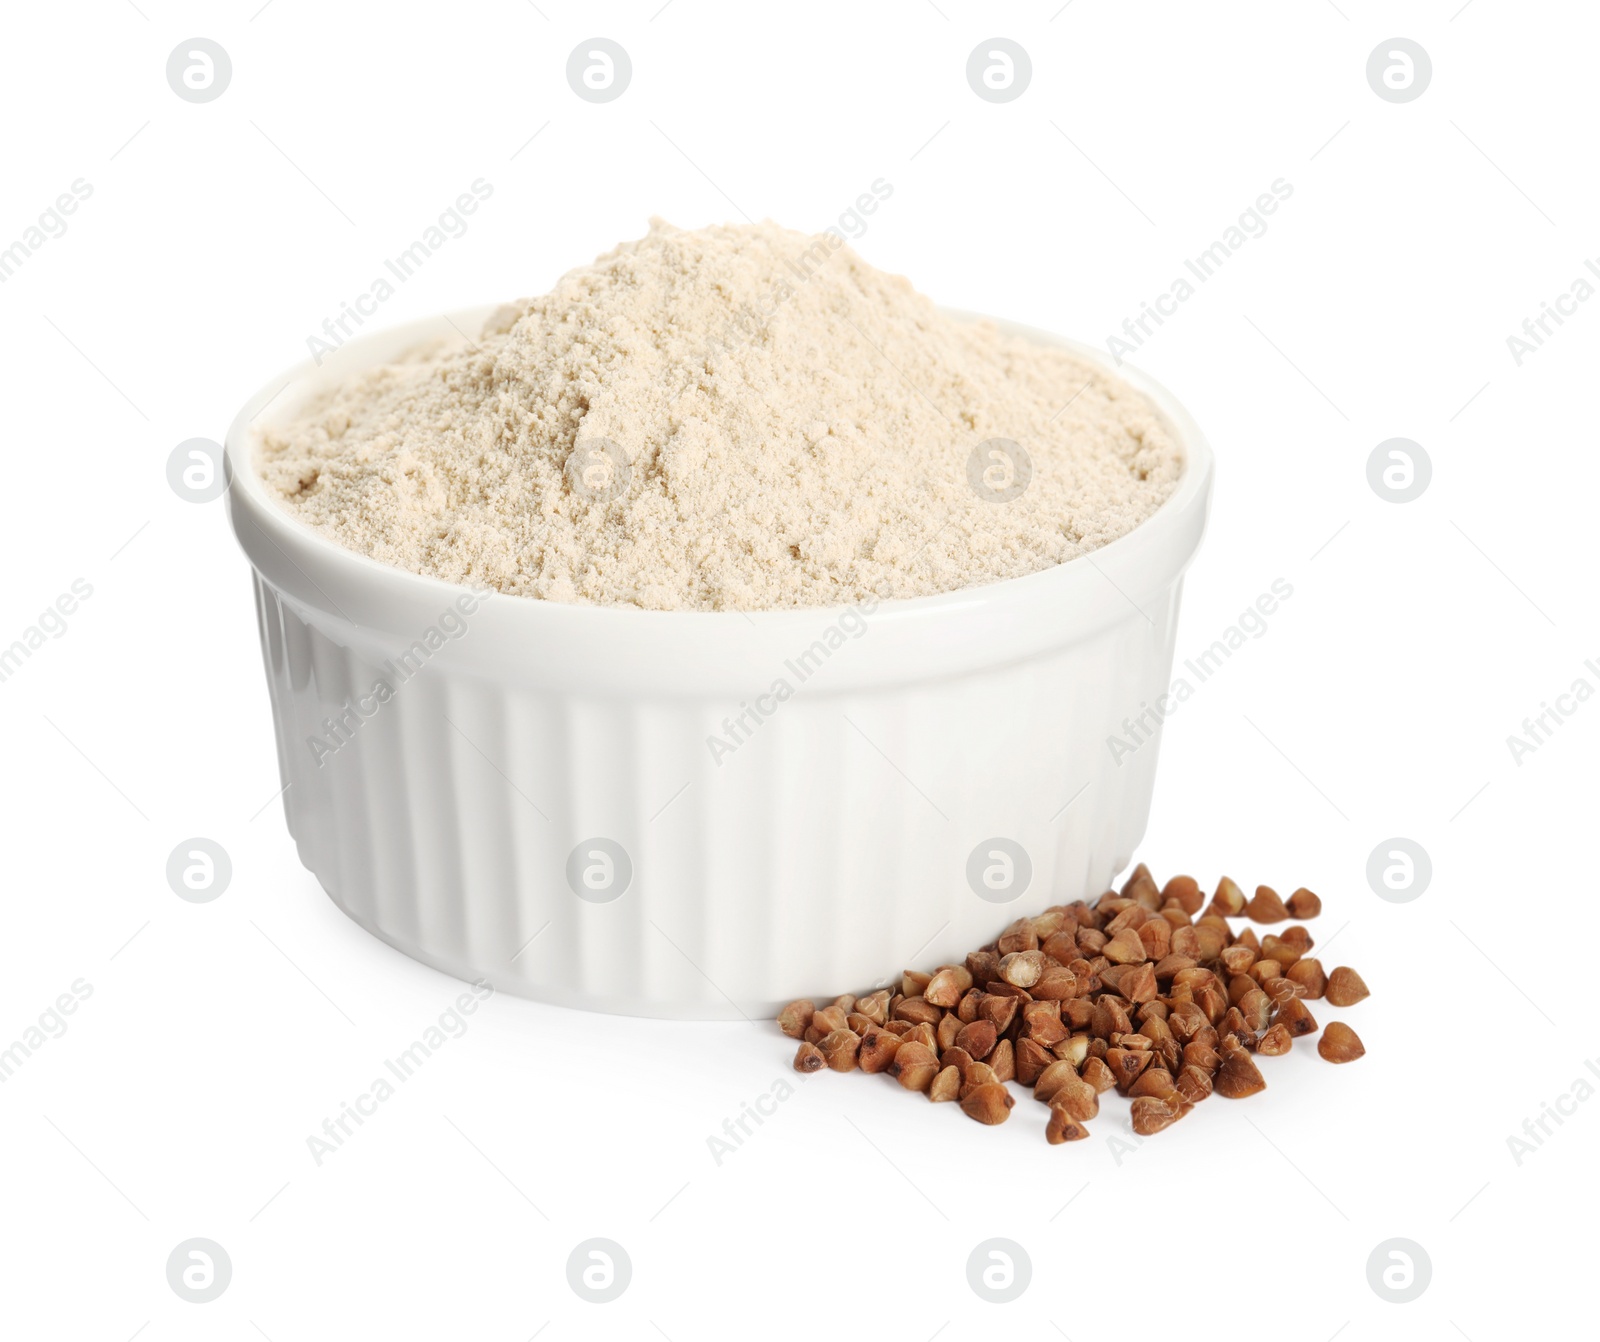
[258,220,1183,611]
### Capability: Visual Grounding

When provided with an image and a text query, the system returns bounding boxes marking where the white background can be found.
[1,1,1594,1337]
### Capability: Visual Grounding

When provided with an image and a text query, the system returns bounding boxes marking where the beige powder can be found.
[257,219,1183,612]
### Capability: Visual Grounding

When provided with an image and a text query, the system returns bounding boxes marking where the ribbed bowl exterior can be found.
[229,309,1212,1019]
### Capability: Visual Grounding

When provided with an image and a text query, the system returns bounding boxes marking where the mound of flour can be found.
[257,219,1182,611]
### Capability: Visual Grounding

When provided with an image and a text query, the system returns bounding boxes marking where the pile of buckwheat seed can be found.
[779,865,1369,1142]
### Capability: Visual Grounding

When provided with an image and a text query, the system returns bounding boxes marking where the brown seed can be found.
[1046,1106,1091,1143]
[855,989,891,1025]
[1116,962,1159,1003]
[1325,966,1370,1007]
[1286,958,1326,999]
[999,949,1047,988]
[902,1022,937,1052]
[1136,918,1172,959]
[1120,861,1156,898]
[1212,876,1246,916]
[820,1028,861,1071]
[1091,999,1133,1040]
[858,1027,903,1073]
[1246,885,1290,923]
[1238,988,1272,1031]
[1155,952,1198,980]
[1219,945,1256,975]
[990,1038,1016,1083]
[1194,983,1228,1024]
[1095,964,1131,998]
[1170,926,1201,959]
[1023,1008,1068,1048]
[940,1046,975,1076]
[1139,1013,1173,1044]
[1106,1047,1153,1091]
[1080,1056,1117,1093]
[956,987,984,1023]
[1279,925,1315,953]
[965,949,1001,985]
[887,1041,940,1091]
[1040,932,1079,965]
[1318,1021,1366,1063]
[959,1083,1015,1125]
[1101,929,1146,965]
[1031,965,1077,1001]
[1261,976,1300,1007]
[1014,1037,1053,1086]
[901,970,931,997]
[1077,927,1109,958]
[928,1064,961,1102]
[1259,935,1303,968]
[811,1004,848,1035]
[1183,1041,1222,1074]
[1048,1071,1101,1123]
[1128,1068,1178,1102]
[955,1019,998,1060]
[1274,996,1318,1037]
[1130,1095,1183,1135]
[1162,874,1205,915]
[892,996,942,1026]
[1175,1063,1213,1103]
[1031,909,1066,939]
[1021,998,1062,1027]
[997,918,1039,955]
[846,1013,875,1035]
[935,1012,961,1052]
[1285,887,1322,918]
[1248,960,1284,987]
[1104,904,1147,936]
[1193,925,1227,961]
[1256,1023,1293,1056]
[1166,1002,1208,1042]
[777,999,815,1038]
[832,994,856,1014]
[1214,1043,1267,1098]
[1054,1034,1091,1067]
[984,980,1031,1002]
[793,1040,826,1074]
[924,965,973,1008]
[959,1062,1001,1098]
[1033,1059,1078,1103]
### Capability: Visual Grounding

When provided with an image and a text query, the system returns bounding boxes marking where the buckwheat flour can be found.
[257,219,1183,612]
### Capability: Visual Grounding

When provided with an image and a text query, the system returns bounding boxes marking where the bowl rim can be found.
[224,304,1213,630]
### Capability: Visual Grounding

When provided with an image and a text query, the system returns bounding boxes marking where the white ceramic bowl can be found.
[225,307,1213,1019]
